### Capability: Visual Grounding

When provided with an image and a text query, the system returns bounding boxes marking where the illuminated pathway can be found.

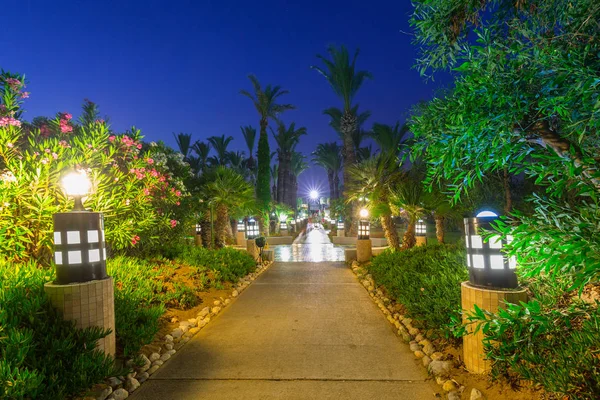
[274,224,346,262]
[132,228,438,400]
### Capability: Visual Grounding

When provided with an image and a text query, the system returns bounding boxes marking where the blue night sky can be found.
[1,0,449,195]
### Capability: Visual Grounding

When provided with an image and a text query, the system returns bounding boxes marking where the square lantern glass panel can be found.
[358,220,370,240]
[415,220,426,237]
[237,220,246,232]
[337,220,344,230]
[280,221,287,230]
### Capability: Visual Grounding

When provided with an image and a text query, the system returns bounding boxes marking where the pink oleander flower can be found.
[150,169,159,177]
[131,235,140,245]
[5,78,21,90]
[64,113,72,120]
[170,219,178,228]
[87,144,93,149]
[52,153,58,160]
[175,190,181,197]
[44,148,51,153]
[6,142,13,148]
[136,144,142,149]
[40,124,51,136]
[95,119,104,124]
[33,151,40,156]
[59,140,70,148]
[59,121,73,133]
[41,158,48,164]
[146,158,154,164]
[0,117,21,127]
[125,199,130,206]
[108,135,116,142]
[20,92,30,99]
[176,201,180,206]
[143,188,150,196]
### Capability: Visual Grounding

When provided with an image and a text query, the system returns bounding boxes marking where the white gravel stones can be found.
[447,391,461,400]
[108,388,129,400]
[422,355,432,367]
[409,342,421,352]
[213,300,221,306]
[198,307,210,318]
[428,360,453,377]
[159,352,172,362]
[137,372,149,383]
[164,342,173,350]
[442,380,458,392]
[231,290,239,297]
[94,384,112,400]
[149,352,160,362]
[470,388,484,400]
[211,306,221,315]
[164,334,174,342]
[171,328,183,339]
[152,359,164,367]
[188,327,200,335]
[147,365,159,375]
[107,377,122,388]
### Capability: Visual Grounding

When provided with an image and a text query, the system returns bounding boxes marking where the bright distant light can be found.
[279,214,288,222]
[310,190,319,200]
[476,210,498,218]
[359,208,369,218]
[61,171,91,197]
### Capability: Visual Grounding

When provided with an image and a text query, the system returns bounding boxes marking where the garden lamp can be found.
[237,219,246,232]
[195,224,202,235]
[358,208,370,240]
[247,217,259,239]
[464,210,517,289]
[416,219,427,237]
[53,170,108,284]
[337,220,344,230]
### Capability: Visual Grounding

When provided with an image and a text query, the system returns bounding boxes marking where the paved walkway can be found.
[274,224,346,262]
[132,227,438,399]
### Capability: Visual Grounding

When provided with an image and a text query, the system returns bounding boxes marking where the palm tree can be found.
[207,135,234,166]
[348,155,402,250]
[312,46,372,233]
[191,141,210,173]
[240,75,295,205]
[272,122,307,207]
[390,171,427,250]
[174,133,193,159]
[207,167,254,248]
[312,142,342,200]
[369,122,410,155]
[290,152,309,214]
[241,125,257,175]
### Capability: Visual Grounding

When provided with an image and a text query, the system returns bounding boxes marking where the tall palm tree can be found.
[369,122,410,155]
[241,125,257,175]
[207,167,254,248]
[312,46,372,234]
[174,132,193,159]
[348,155,402,250]
[207,135,234,166]
[272,122,307,207]
[240,75,295,205]
[290,152,309,214]
[191,141,210,173]
[312,142,342,200]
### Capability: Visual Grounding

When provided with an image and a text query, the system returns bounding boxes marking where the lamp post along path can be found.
[356,208,372,263]
[460,211,527,374]
[44,171,116,357]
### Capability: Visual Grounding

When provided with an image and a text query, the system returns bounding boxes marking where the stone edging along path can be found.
[349,261,484,400]
[84,260,274,400]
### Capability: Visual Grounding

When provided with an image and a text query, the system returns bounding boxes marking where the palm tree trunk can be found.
[401,220,416,249]
[277,155,285,202]
[257,119,271,205]
[333,171,340,199]
[214,204,229,248]
[381,214,400,250]
[200,215,212,249]
[286,170,294,208]
[341,110,358,235]
[435,214,445,244]
[327,169,334,201]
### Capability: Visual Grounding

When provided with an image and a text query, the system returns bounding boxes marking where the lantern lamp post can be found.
[460,209,526,374]
[415,219,427,246]
[45,170,115,356]
[356,208,372,262]
[194,223,202,247]
[246,217,260,260]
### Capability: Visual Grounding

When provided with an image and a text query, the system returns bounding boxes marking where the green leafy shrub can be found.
[368,244,467,336]
[0,260,118,399]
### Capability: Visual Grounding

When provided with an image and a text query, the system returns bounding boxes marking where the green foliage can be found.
[367,244,468,336]
[256,131,271,205]
[464,295,600,399]
[0,260,118,399]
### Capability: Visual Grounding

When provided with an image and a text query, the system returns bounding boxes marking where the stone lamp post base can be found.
[416,236,427,246]
[236,231,246,246]
[356,239,372,263]
[246,238,258,260]
[44,277,116,357]
[461,281,527,373]
[337,229,345,237]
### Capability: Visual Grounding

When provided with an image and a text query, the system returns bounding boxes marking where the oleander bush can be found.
[368,244,467,337]
[0,260,119,399]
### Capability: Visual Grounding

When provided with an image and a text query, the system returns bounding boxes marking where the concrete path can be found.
[132,260,439,399]
[274,224,346,262]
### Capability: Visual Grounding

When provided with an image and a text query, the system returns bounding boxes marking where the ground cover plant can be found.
[367,244,467,338]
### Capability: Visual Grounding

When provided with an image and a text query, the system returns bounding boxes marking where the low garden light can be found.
[464,210,517,289]
[53,170,107,284]
[416,219,426,237]
[246,217,259,239]
[195,223,202,235]
[337,220,344,230]
[358,208,370,240]
[237,219,246,232]
[310,190,319,200]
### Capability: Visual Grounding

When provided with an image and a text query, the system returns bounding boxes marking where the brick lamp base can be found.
[356,239,372,263]
[44,277,116,357]
[461,281,527,373]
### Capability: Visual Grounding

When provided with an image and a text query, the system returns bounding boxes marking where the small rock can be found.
[159,353,171,362]
[149,352,160,362]
[409,343,421,352]
[198,319,208,328]
[137,354,151,372]
[126,372,136,380]
[231,290,239,297]
[443,380,458,392]
[394,321,402,329]
[431,352,444,360]
[198,307,210,318]
[171,328,183,339]
[393,313,400,320]
[164,343,173,351]
[108,388,129,400]
[92,384,112,400]
[224,299,231,305]
[447,391,461,400]
[147,365,159,375]
[422,356,432,367]
[436,376,446,385]
[213,300,222,306]
[414,350,425,359]
[398,329,411,342]
[164,334,174,342]
[428,360,453,377]
[420,341,435,355]
[188,318,197,325]
[179,321,192,329]
[137,372,149,384]
[152,360,164,367]
[415,334,425,342]
[211,306,221,315]
[408,327,420,336]
[107,377,122,388]
[387,315,395,324]
[124,377,140,393]
[203,317,211,324]
[165,349,176,357]
[402,317,412,326]
[189,327,200,335]
[470,388,484,400]
[170,316,179,323]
